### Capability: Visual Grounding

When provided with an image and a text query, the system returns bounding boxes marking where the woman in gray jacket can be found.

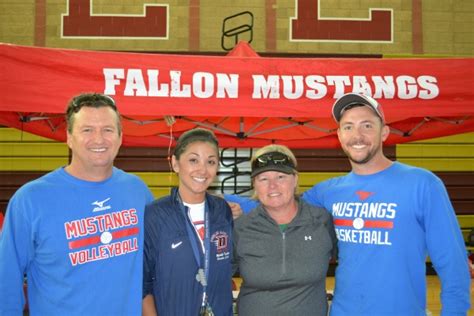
[233,144,337,316]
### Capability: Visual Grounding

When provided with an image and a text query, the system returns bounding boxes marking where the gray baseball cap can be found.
[332,93,385,123]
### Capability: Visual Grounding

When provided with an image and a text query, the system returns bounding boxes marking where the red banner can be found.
[1,42,473,148]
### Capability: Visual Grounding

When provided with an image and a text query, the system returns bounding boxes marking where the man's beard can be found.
[344,141,382,165]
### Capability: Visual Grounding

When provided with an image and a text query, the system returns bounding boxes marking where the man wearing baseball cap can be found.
[302,92,470,315]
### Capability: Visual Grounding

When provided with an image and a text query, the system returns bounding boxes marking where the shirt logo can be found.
[171,241,183,249]
[64,209,140,266]
[211,231,230,261]
[356,190,374,200]
[92,198,111,212]
[332,201,397,246]
[304,235,312,240]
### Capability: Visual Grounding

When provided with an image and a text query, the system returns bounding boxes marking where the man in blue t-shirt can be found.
[0,93,154,315]
[228,93,471,316]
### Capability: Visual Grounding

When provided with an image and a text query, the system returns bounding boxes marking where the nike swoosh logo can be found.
[171,241,183,249]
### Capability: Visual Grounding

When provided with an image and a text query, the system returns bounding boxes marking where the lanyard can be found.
[184,200,211,308]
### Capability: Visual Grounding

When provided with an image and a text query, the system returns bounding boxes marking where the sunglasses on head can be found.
[71,94,117,113]
[252,151,295,170]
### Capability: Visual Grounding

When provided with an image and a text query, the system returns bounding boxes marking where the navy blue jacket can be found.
[143,188,233,316]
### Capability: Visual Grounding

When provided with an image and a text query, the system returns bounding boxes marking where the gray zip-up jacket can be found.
[233,199,337,316]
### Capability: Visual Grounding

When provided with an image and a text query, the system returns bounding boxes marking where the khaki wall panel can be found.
[0,143,69,157]
[396,144,474,158]
[0,1,35,45]
[1,1,472,56]
[411,132,473,144]
[0,157,68,171]
[395,158,474,172]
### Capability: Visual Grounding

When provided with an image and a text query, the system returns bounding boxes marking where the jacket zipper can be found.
[281,231,286,275]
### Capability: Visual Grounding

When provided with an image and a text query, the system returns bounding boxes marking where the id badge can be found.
[200,304,214,316]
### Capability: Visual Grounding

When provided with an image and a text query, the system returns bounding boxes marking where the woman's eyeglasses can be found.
[252,152,295,170]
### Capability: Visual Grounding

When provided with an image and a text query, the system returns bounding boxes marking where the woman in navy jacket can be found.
[142,128,233,316]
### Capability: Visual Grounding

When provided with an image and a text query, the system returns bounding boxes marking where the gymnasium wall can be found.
[0,1,472,56]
